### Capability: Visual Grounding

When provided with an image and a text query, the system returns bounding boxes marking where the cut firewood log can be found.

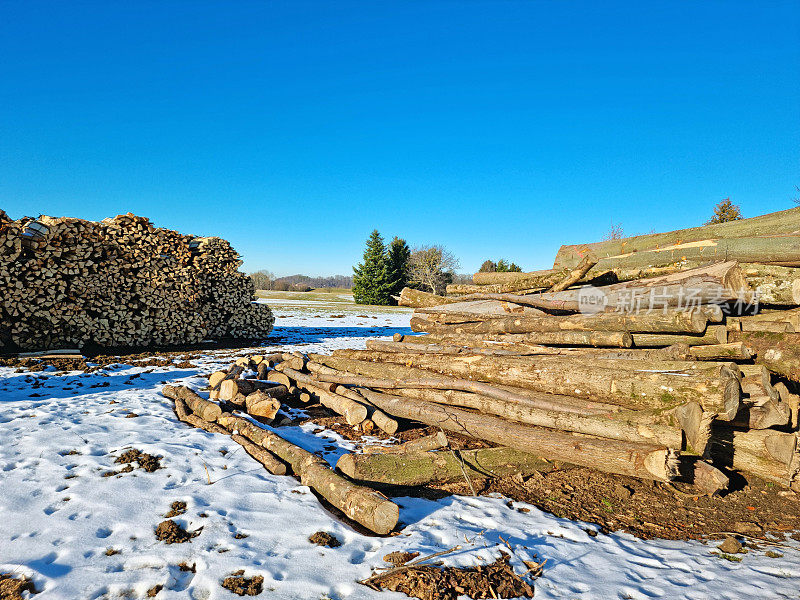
[775,382,800,429]
[355,389,680,482]
[274,365,368,424]
[397,287,462,308]
[546,253,598,293]
[218,379,282,401]
[162,384,222,422]
[231,433,287,475]
[244,390,282,420]
[731,400,790,430]
[709,426,800,490]
[673,402,713,456]
[689,460,730,495]
[216,412,399,534]
[411,308,708,335]
[631,325,728,348]
[337,446,557,486]
[326,350,742,418]
[365,432,449,454]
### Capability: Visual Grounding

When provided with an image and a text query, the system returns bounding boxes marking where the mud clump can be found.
[308,531,341,548]
[0,573,37,599]
[146,584,163,597]
[165,501,187,517]
[363,552,535,600]
[103,448,162,476]
[221,571,264,596]
[154,520,200,544]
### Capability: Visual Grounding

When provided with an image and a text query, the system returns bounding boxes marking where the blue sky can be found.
[1,1,798,276]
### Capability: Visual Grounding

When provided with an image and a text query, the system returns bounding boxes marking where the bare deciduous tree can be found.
[409,245,461,294]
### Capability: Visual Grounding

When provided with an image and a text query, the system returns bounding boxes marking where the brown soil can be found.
[146,584,163,597]
[164,501,187,518]
[154,520,200,544]
[432,464,800,542]
[114,448,162,472]
[308,531,342,548]
[363,552,534,600]
[0,573,37,599]
[221,571,263,596]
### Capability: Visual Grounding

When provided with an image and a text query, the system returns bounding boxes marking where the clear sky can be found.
[1,1,798,276]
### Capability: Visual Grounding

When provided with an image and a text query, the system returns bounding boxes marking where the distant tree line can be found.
[478,259,522,273]
[248,270,353,291]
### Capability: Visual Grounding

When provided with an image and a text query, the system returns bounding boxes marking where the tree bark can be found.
[734,332,800,382]
[337,447,556,486]
[218,378,283,401]
[552,206,800,269]
[355,389,680,481]
[231,433,287,475]
[398,287,462,308]
[333,385,399,434]
[162,384,222,422]
[373,386,683,447]
[327,349,742,418]
[411,308,708,335]
[631,325,727,347]
[217,412,399,534]
[173,397,230,435]
[365,432,449,454]
[688,342,753,361]
[308,354,631,416]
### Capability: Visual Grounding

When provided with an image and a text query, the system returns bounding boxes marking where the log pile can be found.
[0,211,274,351]
[363,208,800,493]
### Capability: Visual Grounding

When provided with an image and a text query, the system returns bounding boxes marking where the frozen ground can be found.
[1,299,800,599]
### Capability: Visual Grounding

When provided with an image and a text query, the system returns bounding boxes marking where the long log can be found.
[365,432,449,454]
[333,385,399,434]
[355,389,680,481]
[376,331,632,350]
[173,397,230,435]
[337,447,556,486]
[309,354,634,416]
[575,237,800,271]
[231,433,287,475]
[216,412,399,534]
[375,386,683,448]
[411,308,708,335]
[397,287,462,308]
[631,325,727,347]
[553,206,800,269]
[162,384,222,422]
[325,350,742,417]
[219,378,283,402]
[735,332,800,382]
[688,342,753,361]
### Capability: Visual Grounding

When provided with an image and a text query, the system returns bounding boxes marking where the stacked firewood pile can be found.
[0,211,274,351]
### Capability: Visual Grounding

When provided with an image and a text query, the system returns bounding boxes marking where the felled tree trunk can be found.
[277,365,369,424]
[631,325,728,347]
[355,389,680,482]
[552,206,800,269]
[217,412,400,534]
[365,432,449,454]
[218,378,284,401]
[397,287,462,308]
[327,350,742,418]
[688,342,753,361]
[332,385,398,434]
[734,332,800,382]
[337,447,556,486]
[173,397,229,435]
[231,433,287,475]
[411,308,708,335]
[367,386,683,448]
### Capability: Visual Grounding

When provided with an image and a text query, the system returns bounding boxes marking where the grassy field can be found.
[255,289,412,317]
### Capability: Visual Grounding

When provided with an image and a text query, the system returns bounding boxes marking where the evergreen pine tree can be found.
[387,236,411,299]
[352,230,393,305]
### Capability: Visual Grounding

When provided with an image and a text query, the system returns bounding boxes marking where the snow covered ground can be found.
[2,303,800,599]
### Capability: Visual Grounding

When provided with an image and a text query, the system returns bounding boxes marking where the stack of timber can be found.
[360,207,800,493]
[0,211,274,351]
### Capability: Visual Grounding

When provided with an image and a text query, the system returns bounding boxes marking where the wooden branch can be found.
[546,253,598,293]
[163,385,222,422]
